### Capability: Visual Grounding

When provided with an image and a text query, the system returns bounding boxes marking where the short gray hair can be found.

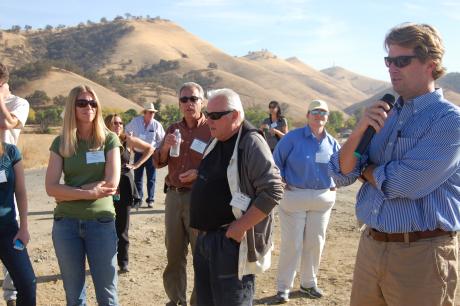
[207,88,245,122]
[178,82,205,99]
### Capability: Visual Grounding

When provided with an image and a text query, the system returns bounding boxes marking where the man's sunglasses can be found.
[384,55,417,68]
[76,99,98,108]
[204,110,234,120]
[179,96,201,103]
[310,109,329,116]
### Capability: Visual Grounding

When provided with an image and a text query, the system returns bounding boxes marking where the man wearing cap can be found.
[273,99,340,303]
[125,102,165,207]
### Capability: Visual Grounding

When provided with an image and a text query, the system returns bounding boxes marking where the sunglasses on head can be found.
[204,110,234,120]
[76,99,98,108]
[179,96,201,103]
[384,55,417,68]
[310,109,328,116]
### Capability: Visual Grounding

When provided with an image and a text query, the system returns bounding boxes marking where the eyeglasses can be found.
[204,110,234,120]
[269,105,277,109]
[113,121,123,126]
[76,99,98,108]
[310,109,329,116]
[179,96,201,103]
[384,55,417,68]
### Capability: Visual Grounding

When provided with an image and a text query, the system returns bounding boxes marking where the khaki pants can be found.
[163,190,197,305]
[351,230,458,306]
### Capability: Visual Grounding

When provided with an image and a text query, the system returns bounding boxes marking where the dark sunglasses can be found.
[269,105,277,109]
[310,109,329,116]
[179,96,201,103]
[384,55,417,68]
[76,99,98,108]
[204,110,234,120]
[113,121,123,126]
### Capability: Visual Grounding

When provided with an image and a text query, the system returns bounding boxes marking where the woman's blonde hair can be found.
[60,85,107,157]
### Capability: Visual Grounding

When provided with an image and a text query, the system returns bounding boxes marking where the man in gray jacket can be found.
[190,88,284,306]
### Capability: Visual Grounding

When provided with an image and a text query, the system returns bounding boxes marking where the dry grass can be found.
[17,133,57,169]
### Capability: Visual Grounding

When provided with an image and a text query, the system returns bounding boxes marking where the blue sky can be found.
[1,0,459,81]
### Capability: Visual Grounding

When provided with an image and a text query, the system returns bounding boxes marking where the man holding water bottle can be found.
[153,82,211,306]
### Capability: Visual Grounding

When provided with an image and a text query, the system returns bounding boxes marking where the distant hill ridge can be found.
[1,18,459,120]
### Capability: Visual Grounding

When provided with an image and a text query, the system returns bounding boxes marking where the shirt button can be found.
[373,209,378,214]
[399,121,403,125]
[306,156,310,159]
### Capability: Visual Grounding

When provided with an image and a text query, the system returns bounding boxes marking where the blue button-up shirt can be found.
[274,125,340,189]
[125,115,165,150]
[329,89,460,233]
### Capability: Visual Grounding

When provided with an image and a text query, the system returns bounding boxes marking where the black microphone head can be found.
[381,93,395,104]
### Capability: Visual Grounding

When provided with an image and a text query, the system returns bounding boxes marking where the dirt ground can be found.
[5,167,460,305]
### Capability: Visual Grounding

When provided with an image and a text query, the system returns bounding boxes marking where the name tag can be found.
[270,122,278,128]
[190,139,207,154]
[0,170,7,183]
[139,133,147,140]
[315,153,330,163]
[230,192,251,212]
[86,151,105,164]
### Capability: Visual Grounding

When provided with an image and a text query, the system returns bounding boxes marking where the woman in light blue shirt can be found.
[273,100,340,303]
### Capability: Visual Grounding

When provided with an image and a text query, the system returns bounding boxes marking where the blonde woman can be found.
[104,114,153,273]
[45,85,121,305]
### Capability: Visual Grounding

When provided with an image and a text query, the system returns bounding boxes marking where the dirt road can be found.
[7,168,364,305]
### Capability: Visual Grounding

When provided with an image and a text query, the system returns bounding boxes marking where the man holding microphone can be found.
[329,23,460,306]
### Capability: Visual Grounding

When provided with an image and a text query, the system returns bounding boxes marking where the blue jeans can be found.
[193,229,255,306]
[133,152,156,202]
[0,223,36,305]
[52,217,118,306]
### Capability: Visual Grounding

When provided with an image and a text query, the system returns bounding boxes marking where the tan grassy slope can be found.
[15,67,142,111]
[101,20,373,116]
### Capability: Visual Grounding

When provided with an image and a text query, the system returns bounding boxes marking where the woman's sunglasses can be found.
[76,99,98,108]
[113,121,123,126]
[384,55,417,68]
[204,110,234,120]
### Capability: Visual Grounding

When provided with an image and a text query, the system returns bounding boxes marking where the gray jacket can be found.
[236,121,284,262]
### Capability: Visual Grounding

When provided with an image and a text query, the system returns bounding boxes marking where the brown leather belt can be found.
[330,187,337,191]
[369,228,455,243]
[167,186,191,193]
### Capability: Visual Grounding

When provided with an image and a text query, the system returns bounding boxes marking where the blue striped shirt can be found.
[329,89,460,233]
[274,125,340,189]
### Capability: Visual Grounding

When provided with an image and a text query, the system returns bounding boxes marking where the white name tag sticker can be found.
[86,151,105,164]
[139,133,147,140]
[230,192,251,212]
[270,122,278,128]
[190,139,207,154]
[315,153,330,163]
[0,170,7,183]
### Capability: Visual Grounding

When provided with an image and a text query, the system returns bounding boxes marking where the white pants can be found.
[276,187,335,292]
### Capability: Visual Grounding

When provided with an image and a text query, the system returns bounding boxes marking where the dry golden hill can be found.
[321,66,390,95]
[99,20,372,117]
[15,67,142,111]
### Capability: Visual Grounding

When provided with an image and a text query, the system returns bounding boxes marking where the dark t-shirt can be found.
[190,133,238,231]
[0,143,21,232]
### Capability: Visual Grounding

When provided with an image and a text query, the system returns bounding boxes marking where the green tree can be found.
[326,110,344,133]
[245,107,267,127]
[36,107,62,133]
[26,90,51,107]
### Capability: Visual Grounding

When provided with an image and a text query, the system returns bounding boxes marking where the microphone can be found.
[354,94,396,158]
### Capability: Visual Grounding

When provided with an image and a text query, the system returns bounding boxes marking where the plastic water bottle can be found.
[169,129,181,157]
